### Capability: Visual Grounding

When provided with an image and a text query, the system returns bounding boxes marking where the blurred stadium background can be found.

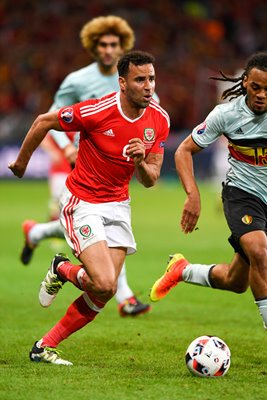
[0,0,266,179]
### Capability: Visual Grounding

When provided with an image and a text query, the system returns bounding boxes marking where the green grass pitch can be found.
[0,180,266,400]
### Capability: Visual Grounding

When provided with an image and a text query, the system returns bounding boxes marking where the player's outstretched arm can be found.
[8,111,62,178]
[175,136,203,233]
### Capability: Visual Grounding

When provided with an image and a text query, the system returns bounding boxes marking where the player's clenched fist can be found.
[8,161,26,178]
[126,138,145,165]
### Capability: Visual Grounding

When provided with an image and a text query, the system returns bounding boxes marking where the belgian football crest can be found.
[241,215,253,225]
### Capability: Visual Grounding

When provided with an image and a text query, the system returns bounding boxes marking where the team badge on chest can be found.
[144,128,155,149]
[144,128,155,142]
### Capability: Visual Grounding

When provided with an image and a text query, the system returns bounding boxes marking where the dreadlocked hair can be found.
[209,71,246,101]
[210,51,267,101]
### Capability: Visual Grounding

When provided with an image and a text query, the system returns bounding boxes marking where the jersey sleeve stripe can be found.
[80,99,117,117]
[149,102,170,127]
[150,98,169,116]
[80,94,117,112]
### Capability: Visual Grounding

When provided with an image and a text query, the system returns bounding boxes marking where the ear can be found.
[243,74,248,89]
[119,76,126,92]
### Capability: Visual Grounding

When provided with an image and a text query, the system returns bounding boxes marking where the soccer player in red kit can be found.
[9,50,170,365]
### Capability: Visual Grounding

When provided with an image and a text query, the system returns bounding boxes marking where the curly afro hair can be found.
[80,15,135,56]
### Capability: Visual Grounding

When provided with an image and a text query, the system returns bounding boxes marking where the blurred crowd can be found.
[0,0,266,144]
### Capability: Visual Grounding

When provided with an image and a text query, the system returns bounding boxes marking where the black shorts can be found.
[222,184,267,262]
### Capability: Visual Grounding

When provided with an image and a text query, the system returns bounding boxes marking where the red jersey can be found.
[58,92,170,203]
[47,132,76,175]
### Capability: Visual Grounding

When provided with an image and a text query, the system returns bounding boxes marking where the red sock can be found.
[57,262,86,290]
[42,292,106,348]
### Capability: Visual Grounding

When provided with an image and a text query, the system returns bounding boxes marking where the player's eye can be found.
[251,84,260,90]
[99,42,119,48]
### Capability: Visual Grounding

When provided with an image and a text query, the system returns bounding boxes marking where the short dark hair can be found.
[245,51,267,75]
[117,50,155,77]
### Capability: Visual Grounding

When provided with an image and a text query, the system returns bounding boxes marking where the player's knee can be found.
[248,246,267,267]
[92,277,117,299]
